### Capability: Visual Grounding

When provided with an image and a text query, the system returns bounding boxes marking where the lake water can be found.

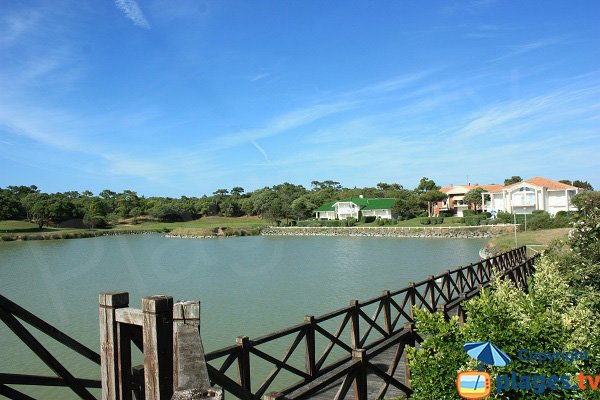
[0,234,486,398]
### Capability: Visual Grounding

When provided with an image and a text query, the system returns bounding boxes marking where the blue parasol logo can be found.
[464,341,511,367]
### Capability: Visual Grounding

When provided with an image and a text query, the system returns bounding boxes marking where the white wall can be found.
[362,209,392,219]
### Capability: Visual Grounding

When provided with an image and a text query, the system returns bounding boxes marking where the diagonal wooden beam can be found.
[0,307,95,400]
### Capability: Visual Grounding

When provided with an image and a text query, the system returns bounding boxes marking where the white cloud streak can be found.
[114,0,150,29]
[492,38,561,62]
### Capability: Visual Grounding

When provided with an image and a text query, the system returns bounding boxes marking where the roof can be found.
[360,198,396,210]
[480,184,504,193]
[315,197,396,212]
[440,184,501,194]
[315,203,335,212]
[505,177,579,190]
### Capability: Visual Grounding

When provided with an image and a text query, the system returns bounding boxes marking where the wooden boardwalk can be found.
[308,347,410,399]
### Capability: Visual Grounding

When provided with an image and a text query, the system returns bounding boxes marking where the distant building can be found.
[435,184,503,217]
[434,177,582,217]
[315,196,396,220]
[481,177,581,216]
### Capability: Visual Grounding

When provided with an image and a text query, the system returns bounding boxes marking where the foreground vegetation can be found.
[407,191,600,399]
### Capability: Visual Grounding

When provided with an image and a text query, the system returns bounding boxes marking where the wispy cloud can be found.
[250,73,270,82]
[251,140,270,162]
[114,0,150,29]
[492,38,561,62]
[216,101,357,148]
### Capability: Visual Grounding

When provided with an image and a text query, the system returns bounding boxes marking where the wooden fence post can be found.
[427,276,436,309]
[236,335,251,396]
[349,300,360,349]
[142,295,173,400]
[100,292,129,400]
[304,315,316,377]
[352,349,367,400]
[407,283,416,322]
[382,290,392,335]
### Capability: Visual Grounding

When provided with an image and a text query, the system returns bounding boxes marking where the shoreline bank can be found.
[260,225,514,239]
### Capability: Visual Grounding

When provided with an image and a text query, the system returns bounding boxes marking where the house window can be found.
[512,187,535,206]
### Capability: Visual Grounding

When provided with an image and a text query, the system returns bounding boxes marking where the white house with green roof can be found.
[315,196,396,220]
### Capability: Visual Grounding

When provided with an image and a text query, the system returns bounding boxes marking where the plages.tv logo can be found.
[456,341,511,399]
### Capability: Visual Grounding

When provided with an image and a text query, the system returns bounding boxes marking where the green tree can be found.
[415,177,439,193]
[30,195,52,229]
[572,180,593,191]
[420,190,447,217]
[463,187,489,212]
[0,189,21,220]
[503,176,522,185]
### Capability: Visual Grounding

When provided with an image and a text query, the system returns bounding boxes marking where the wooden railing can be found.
[204,246,537,400]
[0,246,537,400]
[0,293,102,399]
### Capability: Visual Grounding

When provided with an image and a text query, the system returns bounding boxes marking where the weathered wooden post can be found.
[172,301,223,399]
[352,349,368,400]
[303,315,316,378]
[236,335,251,397]
[143,295,174,400]
[99,292,130,400]
[349,300,360,349]
[382,290,392,335]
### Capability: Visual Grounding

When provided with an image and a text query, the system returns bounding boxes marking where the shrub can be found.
[419,217,431,225]
[496,211,513,223]
[464,216,480,226]
[438,210,454,218]
[361,216,376,224]
[462,209,477,217]
[527,211,553,230]
[553,211,574,228]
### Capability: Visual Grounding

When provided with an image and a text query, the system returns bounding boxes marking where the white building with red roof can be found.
[482,177,581,216]
[435,177,582,217]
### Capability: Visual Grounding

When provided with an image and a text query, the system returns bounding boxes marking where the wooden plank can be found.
[0,293,100,365]
[142,295,173,400]
[303,316,316,378]
[0,307,95,400]
[0,384,36,400]
[117,323,132,400]
[351,349,367,400]
[0,373,100,388]
[115,307,143,326]
[100,291,129,400]
[236,336,252,397]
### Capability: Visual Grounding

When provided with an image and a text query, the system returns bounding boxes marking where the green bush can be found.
[438,210,454,218]
[496,211,513,223]
[527,211,553,230]
[361,216,376,223]
[407,256,600,400]
[430,217,444,225]
[464,216,480,226]
[419,217,431,225]
[462,209,477,217]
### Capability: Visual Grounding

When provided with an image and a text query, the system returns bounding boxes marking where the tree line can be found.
[0,176,593,229]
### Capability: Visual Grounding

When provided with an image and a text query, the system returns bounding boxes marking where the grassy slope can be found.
[486,228,570,252]
[0,216,268,240]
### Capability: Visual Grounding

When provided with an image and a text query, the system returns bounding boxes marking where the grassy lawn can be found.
[113,216,267,230]
[0,216,269,241]
[487,227,570,252]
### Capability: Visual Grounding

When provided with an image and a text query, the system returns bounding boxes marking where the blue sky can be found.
[0,0,599,196]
